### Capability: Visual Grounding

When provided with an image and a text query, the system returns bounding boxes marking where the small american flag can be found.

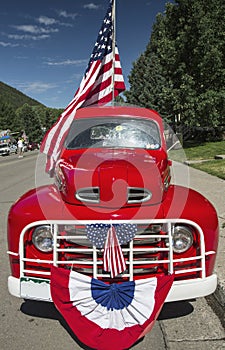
[103,225,126,278]
[40,0,125,174]
[86,223,137,278]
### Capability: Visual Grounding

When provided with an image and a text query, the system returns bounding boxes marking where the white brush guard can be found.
[8,219,217,302]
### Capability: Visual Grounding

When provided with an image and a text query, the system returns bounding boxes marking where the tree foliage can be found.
[0,82,63,142]
[0,98,18,131]
[0,81,43,109]
[125,0,225,128]
[15,104,43,142]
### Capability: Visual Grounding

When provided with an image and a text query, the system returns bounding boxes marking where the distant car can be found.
[0,143,10,156]
[9,144,17,154]
[27,142,39,151]
[8,105,219,303]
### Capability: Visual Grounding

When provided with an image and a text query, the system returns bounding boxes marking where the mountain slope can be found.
[0,81,45,109]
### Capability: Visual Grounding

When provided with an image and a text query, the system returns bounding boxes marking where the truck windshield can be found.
[66,117,161,150]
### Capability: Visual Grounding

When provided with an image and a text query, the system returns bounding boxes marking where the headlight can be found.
[32,225,53,252]
[172,225,193,253]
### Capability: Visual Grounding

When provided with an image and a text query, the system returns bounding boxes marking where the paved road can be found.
[0,152,224,349]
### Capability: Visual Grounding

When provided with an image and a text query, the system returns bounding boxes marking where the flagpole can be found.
[112,0,116,105]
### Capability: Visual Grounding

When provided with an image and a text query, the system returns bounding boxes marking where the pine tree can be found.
[16,104,43,142]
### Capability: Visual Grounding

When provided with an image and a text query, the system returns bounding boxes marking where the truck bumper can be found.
[8,273,217,303]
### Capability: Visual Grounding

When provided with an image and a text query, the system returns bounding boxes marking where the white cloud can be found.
[57,10,78,20]
[8,34,50,41]
[45,59,87,66]
[58,22,73,28]
[83,3,100,10]
[0,41,19,47]
[11,25,59,34]
[17,81,58,94]
[37,16,57,26]
[7,24,59,41]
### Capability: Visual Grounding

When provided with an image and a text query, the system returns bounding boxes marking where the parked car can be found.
[27,141,39,151]
[7,106,219,344]
[9,144,17,154]
[0,143,10,156]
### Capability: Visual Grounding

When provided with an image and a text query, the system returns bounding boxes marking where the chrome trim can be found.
[164,174,170,191]
[18,219,213,283]
[7,251,19,256]
[76,187,100,203]
[127,187,152,203]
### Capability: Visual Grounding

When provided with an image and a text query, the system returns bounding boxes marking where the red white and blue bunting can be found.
[51,266,174,350]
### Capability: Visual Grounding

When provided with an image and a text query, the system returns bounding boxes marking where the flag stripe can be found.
[41,59,100,154]
[41,60,102,162]
[103,226,126,278]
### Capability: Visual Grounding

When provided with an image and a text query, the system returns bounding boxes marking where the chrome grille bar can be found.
[19,219,208,280]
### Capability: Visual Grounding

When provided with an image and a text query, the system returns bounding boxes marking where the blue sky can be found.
[0,0,173,108]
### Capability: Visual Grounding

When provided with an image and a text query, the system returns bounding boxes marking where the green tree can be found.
[126,0,225,128]
[0,98,21,131]
[16,104,43,142]
[44,110,52,130]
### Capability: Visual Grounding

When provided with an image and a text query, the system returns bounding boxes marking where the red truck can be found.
[7,106,219,349]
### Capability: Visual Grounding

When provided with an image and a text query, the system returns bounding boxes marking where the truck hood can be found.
[56,149,165,208]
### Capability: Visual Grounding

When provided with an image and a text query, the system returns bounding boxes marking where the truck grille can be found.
[19,219,209,282]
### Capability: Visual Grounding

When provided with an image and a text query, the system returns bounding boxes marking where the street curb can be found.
[184,159,213,165]
[207,284,225,328]
[214,154,225,160]
[184,155,225,165]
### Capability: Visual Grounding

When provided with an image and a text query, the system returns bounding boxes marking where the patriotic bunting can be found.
[50,266,174,350]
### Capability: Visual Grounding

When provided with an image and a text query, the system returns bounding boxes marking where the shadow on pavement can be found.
[20,299,194,349]
[20,300,94,350]
[158,300,194,320]
[20,298,194,322]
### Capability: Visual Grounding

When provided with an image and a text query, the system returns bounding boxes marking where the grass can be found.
[168,140,225,180]
[191,159,225,180]
[183,140,225,160]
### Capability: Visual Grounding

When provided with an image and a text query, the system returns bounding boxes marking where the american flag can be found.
[86,223,137,278]
[40,0,125,174]
[103,225,126,278]
[86,223,137,249]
